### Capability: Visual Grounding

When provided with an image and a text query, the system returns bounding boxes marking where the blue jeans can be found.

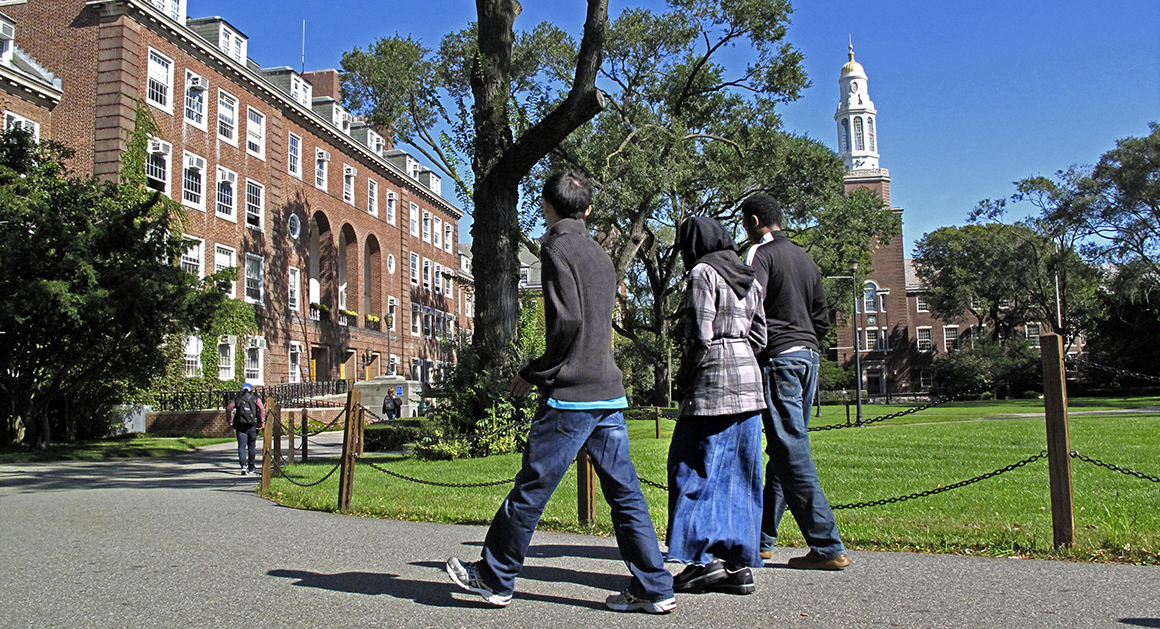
[479,405,673,601]
[760,349,846,558]
[667,411,764,567]
[236,427,257,470]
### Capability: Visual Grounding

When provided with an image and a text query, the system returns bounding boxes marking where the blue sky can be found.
[188,0,1159,257]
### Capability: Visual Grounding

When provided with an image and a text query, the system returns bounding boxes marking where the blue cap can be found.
[242,383,253,391]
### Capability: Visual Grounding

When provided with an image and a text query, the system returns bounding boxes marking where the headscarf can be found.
[677,216,754,299]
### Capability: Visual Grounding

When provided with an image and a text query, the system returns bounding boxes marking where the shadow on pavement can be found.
[1120,620,1160,628]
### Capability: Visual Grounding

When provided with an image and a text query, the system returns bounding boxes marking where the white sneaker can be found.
[605,589,676,614]
[445,557,512,607]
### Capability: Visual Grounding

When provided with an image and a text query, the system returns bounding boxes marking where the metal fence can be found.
[154,379,350,411]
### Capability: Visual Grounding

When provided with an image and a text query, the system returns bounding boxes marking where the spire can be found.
[834,42,878,171]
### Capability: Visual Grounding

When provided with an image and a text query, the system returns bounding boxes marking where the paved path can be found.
[1,438,1158,629]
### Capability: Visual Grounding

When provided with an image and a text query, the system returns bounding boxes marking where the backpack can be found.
[232,391,258,429]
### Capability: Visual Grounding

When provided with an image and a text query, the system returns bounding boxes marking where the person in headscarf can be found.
[666,216,767,596]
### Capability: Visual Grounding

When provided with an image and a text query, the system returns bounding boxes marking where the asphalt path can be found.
[1,435,1158,628]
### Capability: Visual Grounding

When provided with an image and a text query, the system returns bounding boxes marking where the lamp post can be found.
[849,259,863,426]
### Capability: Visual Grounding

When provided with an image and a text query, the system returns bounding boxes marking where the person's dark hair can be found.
[740,192,783,229]
[542,170,592,219]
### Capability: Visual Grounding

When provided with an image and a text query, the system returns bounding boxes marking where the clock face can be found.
[288,214,301,239]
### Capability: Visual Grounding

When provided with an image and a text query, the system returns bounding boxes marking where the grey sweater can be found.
[518,218,626,402]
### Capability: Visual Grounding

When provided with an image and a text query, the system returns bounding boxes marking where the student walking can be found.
[445,171,675,614]
[666,216,767,595]
[224,383,265,475]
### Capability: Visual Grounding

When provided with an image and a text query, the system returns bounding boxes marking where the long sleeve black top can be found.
[747,230,830,360]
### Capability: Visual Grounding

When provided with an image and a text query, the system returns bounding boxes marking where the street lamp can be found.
[849,259,863,427]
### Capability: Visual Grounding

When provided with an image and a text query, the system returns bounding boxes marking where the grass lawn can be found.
[259,397,1156,565]
[0,436,232,464]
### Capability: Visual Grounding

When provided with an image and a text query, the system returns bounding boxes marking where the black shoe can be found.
[707,565,755,595]
[673,559,726,593]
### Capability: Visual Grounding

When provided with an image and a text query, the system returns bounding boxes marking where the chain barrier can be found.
[274,415,342,452]
[269,453,343,488]
[638,476,668,491]
[830,450,1049,510]
[1066,357,1160,384]
[356,403,532,445]
[1070,450,1160,483]
[808,396,959,432]
[357,455,517,488]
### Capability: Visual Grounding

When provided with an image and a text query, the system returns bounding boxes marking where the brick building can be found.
[1,0,470,388]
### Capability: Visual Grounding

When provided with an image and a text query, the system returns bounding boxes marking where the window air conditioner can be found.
[248,337,267,350]
[187,76,208,91]
[148,139,170,155]
[185,154,205,170]
[218,335,238,346]
[0,23,15,41]
[218,168,237,184]
[316,149,331,162]
[344,165,356,176]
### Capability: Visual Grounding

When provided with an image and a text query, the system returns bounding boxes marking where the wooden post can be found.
[357,404,366,456]
[1041,333,1075,547]
[655,406,662,439]
[272,398,283,465]
[287,404,296,465]
[300,409,309,462]
[260,398,277,491]
[337,390,360,511]
[576,448,596,525]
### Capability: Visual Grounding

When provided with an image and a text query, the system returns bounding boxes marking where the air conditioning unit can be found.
[0,22,15,41]
[187,76,208,91]
[185,154,205,170]
[218,168,237,184]
[316,149,330,162]
[218,334,238,346]
[248,337,267,350]
[148,138,170,155]
[344,165,357,176]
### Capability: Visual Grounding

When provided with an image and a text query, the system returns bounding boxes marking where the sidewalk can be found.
[0,441,1157,628]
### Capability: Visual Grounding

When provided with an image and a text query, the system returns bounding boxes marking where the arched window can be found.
[863,281,878,313]
[839,119,849,153]
[867,117,876,152]
[854,116,865,151]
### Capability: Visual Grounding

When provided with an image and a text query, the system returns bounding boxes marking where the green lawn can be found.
[263,398,1157,565]
[0,436,232,464]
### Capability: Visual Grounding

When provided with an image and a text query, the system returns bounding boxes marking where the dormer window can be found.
[220,26,245,64]
[289,75,311,107]
[146,0,184,23]
[0,18,14,65]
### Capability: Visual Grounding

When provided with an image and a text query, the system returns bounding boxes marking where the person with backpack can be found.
[224,383,265,475]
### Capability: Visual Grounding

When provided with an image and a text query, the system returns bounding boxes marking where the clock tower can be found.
[835,43,890,204]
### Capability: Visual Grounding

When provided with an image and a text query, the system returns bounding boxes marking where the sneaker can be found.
[605,589,675,614]
[786,551,851,571]
[240,467,248,476]
[706,565,754,595]
[247,466,256,474]
[672,559,726,593]
[445,557,512,607]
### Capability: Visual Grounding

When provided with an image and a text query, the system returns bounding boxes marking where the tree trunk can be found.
[471,179,523,375]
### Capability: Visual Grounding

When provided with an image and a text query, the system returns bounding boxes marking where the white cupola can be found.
[834,43,879,171]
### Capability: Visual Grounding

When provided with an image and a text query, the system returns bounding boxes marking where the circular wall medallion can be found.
[287,214,302,239]
[387,254,396,274]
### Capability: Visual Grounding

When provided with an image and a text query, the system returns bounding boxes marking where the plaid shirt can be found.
[676,263,768,418]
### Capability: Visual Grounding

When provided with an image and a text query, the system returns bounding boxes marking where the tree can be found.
[932,337,1041,399]
[1087,123,1160,271]
[0,127,229,448]
[342,0,610,378]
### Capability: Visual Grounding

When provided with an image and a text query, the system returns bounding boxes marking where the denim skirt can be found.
[666,410,764,567]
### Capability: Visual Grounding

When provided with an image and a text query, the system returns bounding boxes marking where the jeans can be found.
[760,349,846,558]
[236,427,257,470]
[479,405,673,601]
[666,411,764,567]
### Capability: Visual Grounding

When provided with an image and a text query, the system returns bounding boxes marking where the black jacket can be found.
[519,218,626,402]
[748,231,830,360]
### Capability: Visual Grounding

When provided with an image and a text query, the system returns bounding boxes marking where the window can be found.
[244,340,263,384]
[423,258,432,290]
[917,327,933,352]
[943,326,959,352]
[218,339,234,380]
[287,133,302,178]
[182,152,206,210]
[315,149,329,190]
[388,354,398,376]
[288,342,304,383]
[867,117,876,152]
[411,357,423,380]
[840,119,850,153]
[289,75,310,106]
[445,274,453,298]
[220,27,245,64]
[343,165,356,204]
[444,224,454,253]
[423,306,433,338]
[183,71,207,129]
[854,116,865,151]
[145,137,171,194]
[246,108,265,158]
[434,263,443,294]
[147,0,182,22]
[3,112,40,141]
[422,211,432,242]
[520,267,530,287]
[916,294,930,312]
[411,302,420,336]
[183,335,202,377]
[920,371,933,389]
[409,203,420,236]
[874,328,888,350]
[217,90,238,144]
[386,191,397,225]
[181,237,203,276]
[216,167,237,221]
[245,253,264,303]
[410,253,420,285]
[146,49,173,113]
[433,218,442,248]
[1026,323,1041,348]
[288,266,301,312]
[387,254,396,275]
[387,297,397,332]
[367,179,378,216]
[245,179,264,230]
[999,298,1014,309]
[214,244,236,297]
[863,282,879,313]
